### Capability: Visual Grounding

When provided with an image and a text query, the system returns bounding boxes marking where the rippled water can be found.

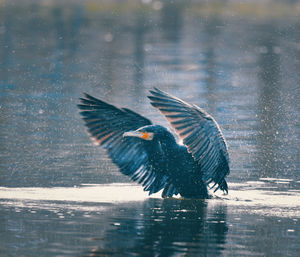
[1,182,300,256]
[0,0,300,256]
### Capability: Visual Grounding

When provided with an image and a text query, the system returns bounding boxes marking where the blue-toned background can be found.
[0,0,299,256]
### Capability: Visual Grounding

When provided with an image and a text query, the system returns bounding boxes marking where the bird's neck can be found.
[161,132,178,149]
[154,135,179,160]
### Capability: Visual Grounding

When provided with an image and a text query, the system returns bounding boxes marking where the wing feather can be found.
[148,88,229,193]
[78,93,178,196]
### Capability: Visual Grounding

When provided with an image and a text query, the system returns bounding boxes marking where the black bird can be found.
[78,88,229,199]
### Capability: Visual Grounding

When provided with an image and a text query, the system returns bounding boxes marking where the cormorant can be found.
[78,88,229,199]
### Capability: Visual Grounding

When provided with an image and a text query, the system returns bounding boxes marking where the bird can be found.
[78,88,230,199]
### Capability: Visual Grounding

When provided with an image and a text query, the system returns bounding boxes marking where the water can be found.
[1,183,300,256]
[0,0,300,256]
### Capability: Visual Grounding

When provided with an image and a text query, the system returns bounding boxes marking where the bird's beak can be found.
[123,131,153,141]
[123,131,141,138]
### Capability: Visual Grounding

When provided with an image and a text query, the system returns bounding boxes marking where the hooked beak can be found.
[123,130,153,141]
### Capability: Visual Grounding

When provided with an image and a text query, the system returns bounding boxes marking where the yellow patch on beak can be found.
[141,132,149,140]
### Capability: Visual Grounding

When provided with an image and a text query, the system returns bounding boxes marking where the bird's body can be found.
[132,125,209,198]
[78,88,229,199]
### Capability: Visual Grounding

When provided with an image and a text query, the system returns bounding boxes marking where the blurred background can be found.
[0,0,300,256]
[0,0,299,187]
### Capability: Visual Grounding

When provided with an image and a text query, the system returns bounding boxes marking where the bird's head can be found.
[123,125,175,144]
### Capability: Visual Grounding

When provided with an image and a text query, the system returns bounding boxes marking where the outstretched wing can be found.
[148,88,229,193]
[78,93,178,197]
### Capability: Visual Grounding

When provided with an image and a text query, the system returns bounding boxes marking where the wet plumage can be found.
[78,88,230,199]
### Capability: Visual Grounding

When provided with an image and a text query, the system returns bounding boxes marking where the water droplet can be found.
[104,33,113,42]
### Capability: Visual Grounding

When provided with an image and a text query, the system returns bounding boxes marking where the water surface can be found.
[0,0,300,256]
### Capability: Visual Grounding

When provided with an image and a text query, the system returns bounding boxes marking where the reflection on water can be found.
[1,194,226,257]
[256,23,286,179]
[87,200,225,257]
[0,183,299,256]
[0,0,300,256]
